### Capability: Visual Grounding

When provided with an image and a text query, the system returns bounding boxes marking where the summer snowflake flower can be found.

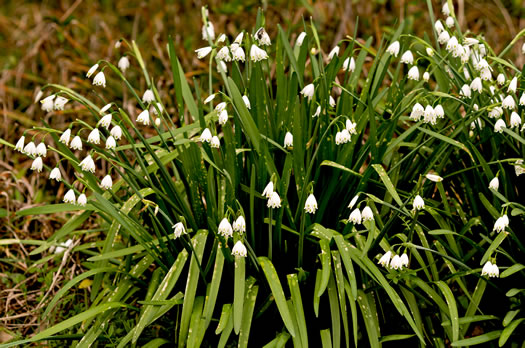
[502,95,516,109]
[407,66,419,80]
[442,2,450,16]
[233,216,246,234]
[99,103,112,114]
[234,32,244,44]
[508,77,518,94]
[137,110,150,125]
[63,189,76,204]
[99,114,112,129]
[204,94,216,104]
[446,36,459,53]
[14,136,25,152]
[494,119,506,133]
[493,215,509,232]
[300,84,315,100]
[262,181,274,198]
[400,253,409,268]
[426,47,434,56]
[250,44,268,62]
[482,261,499,278]
[497,74,505,85]
[284,132,293,148]
[217,46,231,61]
[232,46,245,62]
[217,34,226,43]
[480,68,492,81]
[304,194,318,214]
[410,103,424,121]
[348,194,359,209]
[390,254,403,270]
[510,112,521,128]
[522,43,525,55]
[86,64,98,78]
[30,157,43,172]
[460,85,471,98]
[36,143,47,157]
[70,136,82,150]
[343,57,355,72]
[54,96,68,110]
[470,77,482,93]
[519,93,525,106]
[348,208,362,225]
[172,222,186,238]
[110,126,122,140]
[423,105,436,125]
[87,128,101,144]
[328,46,339,60]
[232,241,247,257]
[242,95,251,109]
[514,160,525,176]
[423,72,430,82]
[434,105,444,119]
[413,195,425,211]
[400,50,414,64]
[313,106,321,118]
[143,89,155,104]
[215,102,227,113]
[200,128,212,143]
[118,56,130,73]
[77,194,87,207]
[362,206,374,221]
[255,27,271,46]
[100,175,113,190]
[267,191,281,208]
[80,155,96,173]
[105,136,116,150]
[195,46,212,59]
[218,109,228,125]
[93,71,106,87]
[463,38,479,46]
[346,119,357,134]
[296,32,307,46]
[386,41,400,57]
[202,22,215,41]
[210,136,220,148]
[489,177,499,190]
[24,141,37,156]
[378,251,391,268]
[426,173,443,182]
[435,20,445,34]
[438,30,450,45]
[218,218,233,238]
[445,16,454,28]
[329,96,336,108]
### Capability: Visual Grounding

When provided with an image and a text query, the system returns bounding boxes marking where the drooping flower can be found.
[438,30,450,45]
[510,112,521,128]
[313,106,321,118]
[327,46,340,60]
[93,71,106,87]
[400,50,414,64]
[63,189,76,204]
[255,27,271,46]
[234,32,244,45]
[36,143,47,157]
[497,74,505,85]
[215,102,227,113]
[204,94,216,104]
[410,103,424,121]
[445,16,454,28]
[342,57,356,72]
[460,84,472,98]
[362,206,374,221]
[390,254,403,270]
[348,194,359,209]
[348,208,362,225]
[172,222,186,238]
[446,36,459,53]
[296,32,307,46]
[70,136,82,150]
[435,20,445,34]
[54,96,69,110]
[99,103,112,114]
[442,2,450,16]
[218,109,228,125]
[329,96,336,108]
[232,241,247,257]
[77,193,87,207]
[493,215,509,232]
[99,114,112,129]
[502,95,516,109]
[434,105,445,119]
[86,63,99,78]
[232,46,245,62]
[118,56,130,73]
[202,21,215,41]
[100,175,113,190]
[200,128,212,143]
[24,141,37,156]
[262,181,274,198]
[137,110,150,126]
[489,177,499,191]
[54,239,73,254]
[105,136,116,150]
[423,72,430,82]
[210,136,220,148]
[250,44,268,62]
[87,128,101,144]
[304,194,318,214]
[30,157,43,172]
[218,59,228,73]
[378,251,392,268]
[386,41,400,57]
[284,132,293,148]
[110,126,122,140]
[470,77,482,93]
[426,173,443,182]
[407,66,419,81]
[195,46,212,59]
[217,46,231,61]
[400,253,409,268]
[233,216,246,234]
[242,95,251,109]
[513,160,524,176]
[426,47,434,56]
[218,218,233,238]
[14,136,25,152]
[346,119,357,134]
[413,195,425,211]
[217,34,226,43]
[80,154,96,173]
[508,76,518,94]
[494,119,506,133]
[143,89,155,104]
[300,84,315,100]
[482,261,499,277]
[423,105,436,125]
[267,191,281,209]
[519,93,525,106]
[49,167,61,181]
